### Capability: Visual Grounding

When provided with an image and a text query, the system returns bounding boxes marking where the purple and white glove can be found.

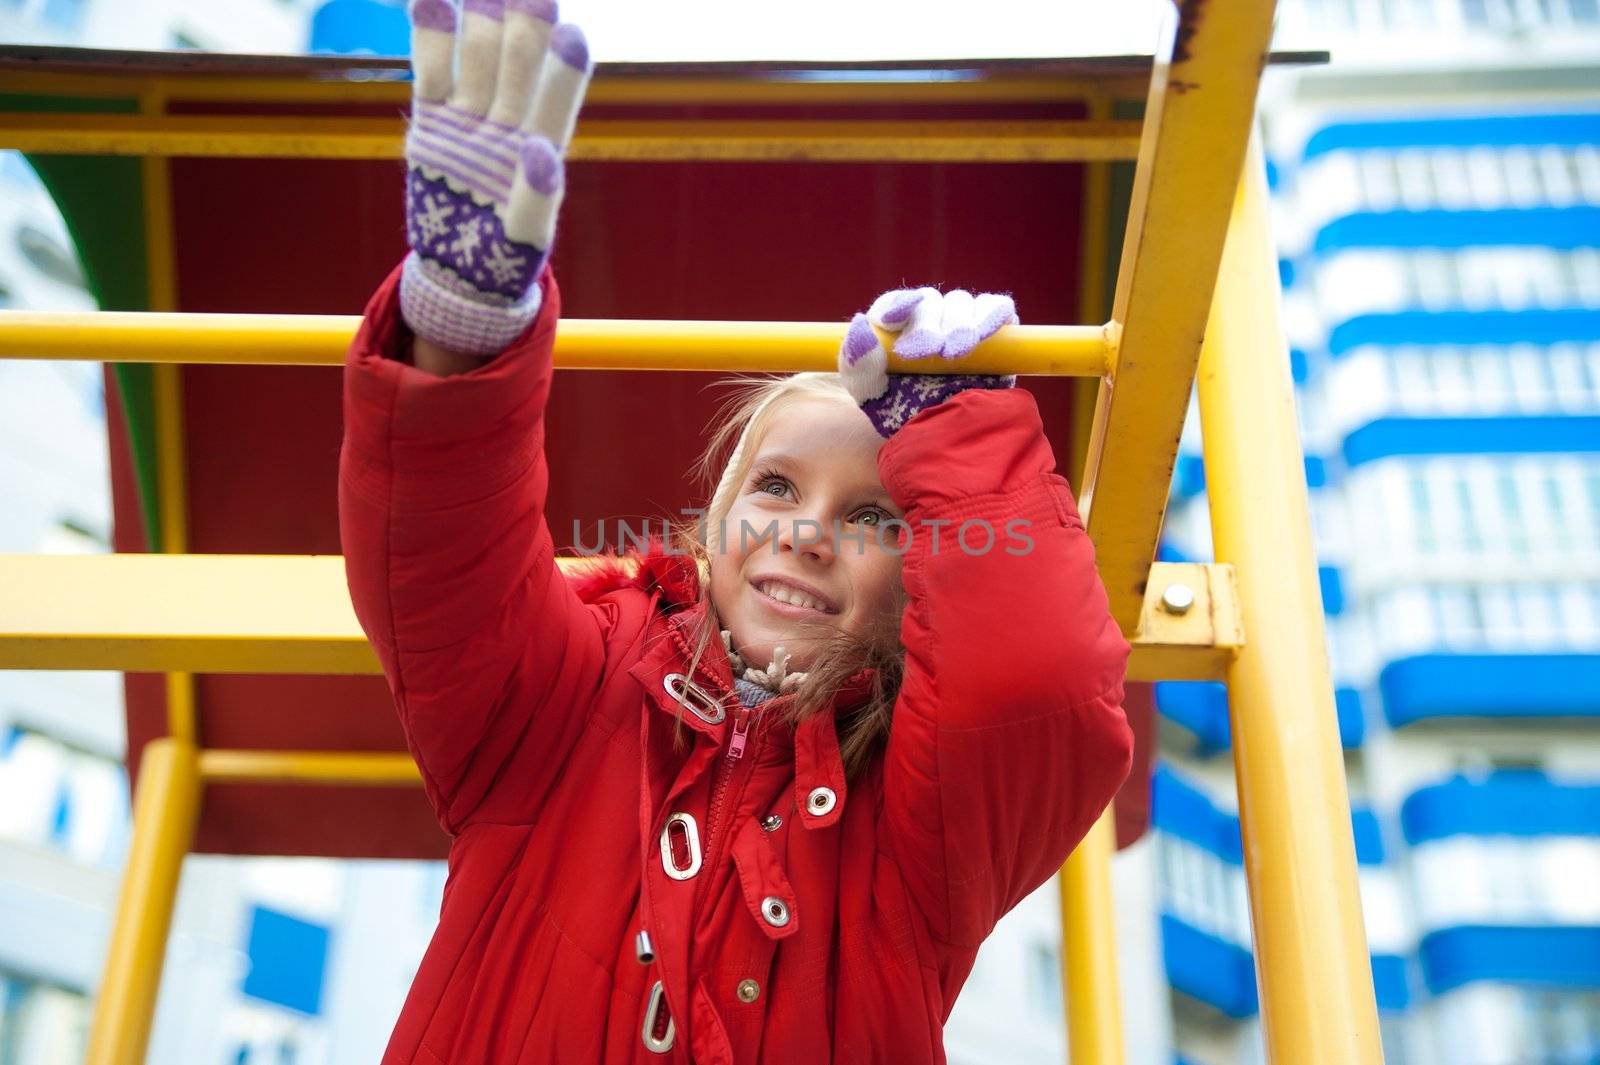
[837,287,1019,439]
[401,0,592,356]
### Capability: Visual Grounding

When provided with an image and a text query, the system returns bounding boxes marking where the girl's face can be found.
[709,397,904,673]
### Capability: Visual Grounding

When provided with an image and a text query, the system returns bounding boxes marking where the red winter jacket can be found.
[339,259,1134,1064]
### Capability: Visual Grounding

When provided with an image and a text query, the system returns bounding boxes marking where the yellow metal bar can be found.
[1074,97,1115,359]
[1076,0,1280,634]
[0,311,1113,375]
[140,89,200,749]
[1057,94,1125,1064]
[0,554,1236,678]
[1199,139,1382,1064]
[84,738,200,1065]
[0,553,376,674]
[1058,811,1122,1065]
[0,112,1142,161]
[199,749,421,785]
[0,68,1146,106]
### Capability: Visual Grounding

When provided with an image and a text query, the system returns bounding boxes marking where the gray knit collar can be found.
[720,629,807,701]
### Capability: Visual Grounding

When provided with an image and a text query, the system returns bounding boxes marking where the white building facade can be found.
[1151,5,1600,1063]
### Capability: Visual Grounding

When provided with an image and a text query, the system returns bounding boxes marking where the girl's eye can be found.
[852,507,891,527]
[754,474,790,497]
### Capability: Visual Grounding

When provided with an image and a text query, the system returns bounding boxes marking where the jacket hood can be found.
[563,532,705,611]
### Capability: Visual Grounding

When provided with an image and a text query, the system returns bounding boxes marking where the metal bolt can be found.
[760,814,783,831]
[1160,583,1195,616]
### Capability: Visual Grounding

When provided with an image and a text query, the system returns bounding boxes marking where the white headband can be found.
[703,388,784,555]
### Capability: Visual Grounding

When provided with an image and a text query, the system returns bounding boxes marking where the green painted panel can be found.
[8,92,163,550]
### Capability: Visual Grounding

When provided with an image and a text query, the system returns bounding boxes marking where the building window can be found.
[0,727,127,868]
[1029,942,1062,1018]
[0,971,91,1065]
[14,223,84,290]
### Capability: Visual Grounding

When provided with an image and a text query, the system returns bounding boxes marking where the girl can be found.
[339,3,1134,1062]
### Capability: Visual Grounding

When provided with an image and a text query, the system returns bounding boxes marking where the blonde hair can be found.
[660,372,907,779]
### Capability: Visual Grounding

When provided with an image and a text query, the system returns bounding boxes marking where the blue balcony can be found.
[1154,766,1409,1014]
[1316,207,1600,254]
[1156,681,1365,754]
[1290,347,1309,384]
[1381,653,1600,728]
[1403,776,1600,994]
[1161,916,1258,1018]
[1160,905,1410,1016]
[1329,308,1600,359]
[1344,414,1600,467]
[1170,453,1336,501]
[1420,926,1600,996]
[1303,112,1600,159]
[1401,771,1600,844]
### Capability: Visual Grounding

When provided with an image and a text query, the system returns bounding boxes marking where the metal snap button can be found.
[807,786,836,816]
[760,814,782,832]
[760,895,790,928]
[736,978,761,1003]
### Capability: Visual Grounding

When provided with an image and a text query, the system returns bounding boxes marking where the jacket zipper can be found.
[705,705,751,834]
[697,703,754,903]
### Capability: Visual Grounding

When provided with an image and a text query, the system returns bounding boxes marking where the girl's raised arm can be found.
[840,289,1136,953]
[339,0,601,833]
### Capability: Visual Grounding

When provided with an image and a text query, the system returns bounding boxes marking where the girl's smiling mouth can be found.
[751,578,840,616]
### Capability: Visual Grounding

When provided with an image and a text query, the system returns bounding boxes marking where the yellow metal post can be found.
[85,92,204,1065]
[1197,138,1383,1063]
[1077,0,1280,632]
[85,738,201,1065]
[1056,91,1125,1065]
[1058,813,1122,1065]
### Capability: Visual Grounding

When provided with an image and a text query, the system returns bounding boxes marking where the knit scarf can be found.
[720,629,807,707]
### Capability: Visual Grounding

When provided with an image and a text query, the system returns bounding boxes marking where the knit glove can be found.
[401,0,592,356]
[837,287,1019,439]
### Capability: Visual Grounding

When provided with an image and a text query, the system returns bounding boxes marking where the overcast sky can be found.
[552,0,1168,63]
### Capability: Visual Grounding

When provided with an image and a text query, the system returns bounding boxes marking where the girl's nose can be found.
[777,512,836,563]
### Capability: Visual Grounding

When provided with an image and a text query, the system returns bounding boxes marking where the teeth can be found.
[759,581,826,612]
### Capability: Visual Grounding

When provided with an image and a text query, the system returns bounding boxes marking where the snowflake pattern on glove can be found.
[406,164,545,304]
[860,372,1017,436]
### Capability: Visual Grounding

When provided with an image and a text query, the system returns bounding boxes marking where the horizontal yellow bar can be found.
[0,67,1147,108]
[0,554,374,674]
[0,112,1142,162]
[0,554,1238,679]
[0,310,1113,376]
[198,749,421,785]
[578,119,1142,162]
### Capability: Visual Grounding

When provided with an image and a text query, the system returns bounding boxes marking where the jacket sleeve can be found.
[875,387,1135,949]
[338,259,612,833]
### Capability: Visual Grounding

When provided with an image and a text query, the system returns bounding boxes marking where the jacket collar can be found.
[596,538,875,818]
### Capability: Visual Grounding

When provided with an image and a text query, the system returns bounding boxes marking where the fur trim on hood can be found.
[561,533,704,610]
